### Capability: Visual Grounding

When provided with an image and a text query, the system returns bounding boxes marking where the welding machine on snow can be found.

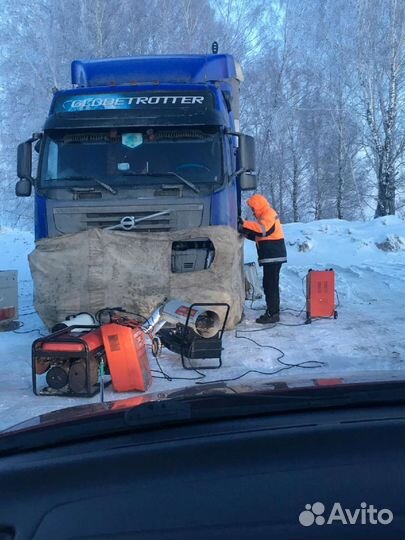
[100,314,152,393]
[305,269,338,324]
[144,299,230,370]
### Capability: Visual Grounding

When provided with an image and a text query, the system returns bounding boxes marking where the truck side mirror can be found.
[17,142,33,182]
[238,134,257,190]
[239,171,257,190]
[16,178,32,197]
[238,134,255,171]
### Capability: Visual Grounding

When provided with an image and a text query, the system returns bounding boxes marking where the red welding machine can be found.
[305,269,338,323]
[101,320,152,393]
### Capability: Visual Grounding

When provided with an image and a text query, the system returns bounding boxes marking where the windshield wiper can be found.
[122,171,200,194]
[47,176,118,195]
[166,171,200,194]
[93,178,118,195]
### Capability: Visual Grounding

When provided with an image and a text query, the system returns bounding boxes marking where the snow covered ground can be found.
[1,217,404,431]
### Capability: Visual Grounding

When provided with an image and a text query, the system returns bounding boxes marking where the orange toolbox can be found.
[101,321,152,392]
[306,269,338,323]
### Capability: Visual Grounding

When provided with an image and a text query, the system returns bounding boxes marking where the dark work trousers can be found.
[263,262,282,315]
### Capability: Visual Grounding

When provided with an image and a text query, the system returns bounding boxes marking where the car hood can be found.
[3,369,404,435]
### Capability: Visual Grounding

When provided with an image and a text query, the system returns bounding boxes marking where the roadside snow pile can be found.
[376,234,405,252]
[289,215,404,263]
[0,216,404,431]
[295,239,313,252]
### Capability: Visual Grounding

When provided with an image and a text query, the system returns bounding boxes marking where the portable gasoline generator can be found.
[32,325,107,397]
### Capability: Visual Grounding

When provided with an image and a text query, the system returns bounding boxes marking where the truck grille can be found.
[52,204,204,235]
[85,211,173,231]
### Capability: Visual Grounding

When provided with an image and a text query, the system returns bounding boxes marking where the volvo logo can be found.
[106,210,170,231]
[120,216,136,230]
[106,215,137,231]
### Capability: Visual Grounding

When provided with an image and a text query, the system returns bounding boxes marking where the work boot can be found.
[255,311,280,324]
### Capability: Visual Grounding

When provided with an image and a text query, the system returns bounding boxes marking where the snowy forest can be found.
[0,0,404,228]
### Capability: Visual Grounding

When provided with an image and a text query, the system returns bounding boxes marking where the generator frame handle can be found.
[181,302,230,370]
[32,325,102,397]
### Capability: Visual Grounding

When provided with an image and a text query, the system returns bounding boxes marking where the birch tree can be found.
[355,0,405,217]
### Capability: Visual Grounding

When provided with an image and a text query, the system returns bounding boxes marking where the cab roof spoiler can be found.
[71,54,244,88]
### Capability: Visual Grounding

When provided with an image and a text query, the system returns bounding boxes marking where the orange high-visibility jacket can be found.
[241,194,287,265]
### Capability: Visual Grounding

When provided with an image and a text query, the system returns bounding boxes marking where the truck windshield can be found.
[39,127,222,188]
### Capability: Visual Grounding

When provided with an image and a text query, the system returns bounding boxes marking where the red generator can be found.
[306,269,338,323]
[101,321,152,393]
[32,326,106,396]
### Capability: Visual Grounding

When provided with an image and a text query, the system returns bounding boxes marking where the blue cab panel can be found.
[71,55,242,87]
[211,182,238,228]
[35,194,48,241]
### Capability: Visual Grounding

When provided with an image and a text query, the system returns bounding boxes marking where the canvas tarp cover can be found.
[29,226,244,329]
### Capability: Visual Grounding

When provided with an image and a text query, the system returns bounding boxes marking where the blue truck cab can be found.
[16,54,257,266]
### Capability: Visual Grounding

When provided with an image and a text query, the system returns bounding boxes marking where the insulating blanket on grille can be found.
[29,226,244,330]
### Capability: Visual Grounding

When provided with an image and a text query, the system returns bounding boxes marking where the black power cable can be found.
[12,321,42,334]
[146,343,206,382]
[236,327,326,372]
[301,275,307,298]
[95,307,149,325]
[281,307,306,314]
[194,326,326,385]
[18,310,38,316]
[277,321,308,327]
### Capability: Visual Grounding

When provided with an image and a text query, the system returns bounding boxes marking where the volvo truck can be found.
[16,53,256,272]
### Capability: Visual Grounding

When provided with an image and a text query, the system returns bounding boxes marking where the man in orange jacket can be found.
[239,194,287,324]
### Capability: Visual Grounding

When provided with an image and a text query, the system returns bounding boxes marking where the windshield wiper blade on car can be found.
[47,176,118,195]
[122,171,200,194]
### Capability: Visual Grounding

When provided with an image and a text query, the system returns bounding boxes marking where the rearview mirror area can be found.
[239,171,257,191]
[237,134,257,190]
[238,134,255,173]
[17,142,33,180]
[16,178,32,197]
